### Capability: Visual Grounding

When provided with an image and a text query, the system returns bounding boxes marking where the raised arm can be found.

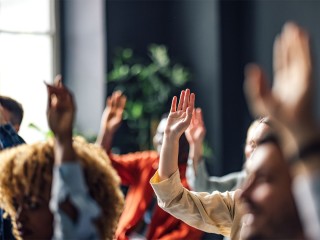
[47,76,101,239]
[185,108,206,175]
[46,75,76,165]
[158,88,194,180]
[96,91,126,152]
[244,22,318,157]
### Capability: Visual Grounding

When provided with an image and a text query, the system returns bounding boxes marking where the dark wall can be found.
[106,0,254,175]
[106,1,172,66]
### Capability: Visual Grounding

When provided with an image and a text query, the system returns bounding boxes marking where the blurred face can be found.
[13,185,53,240]
[244,122,270,160]
[153,118,189,164]
[240,142,303,240]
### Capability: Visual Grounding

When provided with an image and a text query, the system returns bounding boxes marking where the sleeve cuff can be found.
[150,170,184,206]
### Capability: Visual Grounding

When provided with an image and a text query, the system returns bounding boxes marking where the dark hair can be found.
[0,96,24,126]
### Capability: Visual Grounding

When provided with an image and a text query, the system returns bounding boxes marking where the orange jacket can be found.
[109,151,203,240]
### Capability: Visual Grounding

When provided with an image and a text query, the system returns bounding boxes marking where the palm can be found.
[166,89,195,138]
[101,91,126,133]
[186,125,205,144]
[271,24,313,125]
[102,107,123,131]
[185,108,206,145]
[47,83,75,137]
[167,111,190,136]
[245,23,313,129]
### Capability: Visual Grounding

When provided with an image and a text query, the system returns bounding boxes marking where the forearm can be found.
[158,134,179,180]
[96,128,115,152]
[189,143,203,175]
[54,133,76,165]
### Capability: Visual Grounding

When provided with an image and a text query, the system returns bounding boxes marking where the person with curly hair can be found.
[0,77,124,240]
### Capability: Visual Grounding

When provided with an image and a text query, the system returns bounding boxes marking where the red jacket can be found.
[109,151,204,240]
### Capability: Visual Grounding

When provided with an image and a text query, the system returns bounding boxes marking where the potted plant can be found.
[108,44,191,151]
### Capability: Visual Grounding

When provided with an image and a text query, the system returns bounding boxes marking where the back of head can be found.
[0,137,124,239]
[0,96,24,129]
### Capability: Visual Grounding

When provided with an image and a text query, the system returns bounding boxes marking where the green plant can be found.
[108,44,192,150]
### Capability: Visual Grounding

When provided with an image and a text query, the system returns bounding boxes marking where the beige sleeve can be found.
[150,170,237,237]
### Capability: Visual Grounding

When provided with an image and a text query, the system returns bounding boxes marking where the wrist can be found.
[288,137,320,165]
[163,131,181,143]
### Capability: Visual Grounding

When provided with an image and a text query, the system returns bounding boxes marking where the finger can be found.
[196,108,204,125]
[110,93,116,109]
[54,75,63,88]
[171,96,177,112]
[244,64,269,118]
[191,109,196,125]
[114,91,122,108]
[187,92,195,115]
[185,94,195,126]
[190,92,195,109]
[106,97,111,108]
[273,35,282,75]
[177,90,185,111]
[182,89,190,111]
[119,95,127,111]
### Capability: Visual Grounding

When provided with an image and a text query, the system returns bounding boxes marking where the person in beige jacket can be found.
[150,79,305,240]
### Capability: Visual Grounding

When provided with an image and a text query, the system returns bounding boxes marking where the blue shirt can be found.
[0,124,25,150]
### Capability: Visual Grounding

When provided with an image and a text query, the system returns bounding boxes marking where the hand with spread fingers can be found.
[244,22,318,153]
[96,91,127,152]
[185,108,206,174]
[101,91,126,134]
[158,89,195,180]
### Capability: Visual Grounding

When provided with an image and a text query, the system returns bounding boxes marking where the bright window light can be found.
[0,0,55,143]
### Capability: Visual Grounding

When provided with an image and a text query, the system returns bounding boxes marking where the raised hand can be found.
[158,89,195,180]
[185,108,206,146]
[185,108,206,174]
[100,91,126,134]
[244,22,317,149]
[96,91,126,151]
[165,89,195,140]
[46,75,75,140]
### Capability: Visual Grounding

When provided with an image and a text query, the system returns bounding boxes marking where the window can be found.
[0,0,57,142]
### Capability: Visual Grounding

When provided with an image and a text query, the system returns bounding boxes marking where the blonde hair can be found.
[0,137,124,240]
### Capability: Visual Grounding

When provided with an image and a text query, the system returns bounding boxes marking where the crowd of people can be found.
[0,21,319,240]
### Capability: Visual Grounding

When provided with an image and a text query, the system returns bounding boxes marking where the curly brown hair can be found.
[0,137,124,240]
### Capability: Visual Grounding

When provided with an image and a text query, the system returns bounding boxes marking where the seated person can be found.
[150,88,304,239]
[0,78,124,239]
[0,96,25,150]
[0,95,24,132]
[0,98,25,240]
[96,91,204,240]
[186,109,269,192]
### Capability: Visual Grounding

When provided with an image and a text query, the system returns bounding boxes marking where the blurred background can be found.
[1,0,320,177]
